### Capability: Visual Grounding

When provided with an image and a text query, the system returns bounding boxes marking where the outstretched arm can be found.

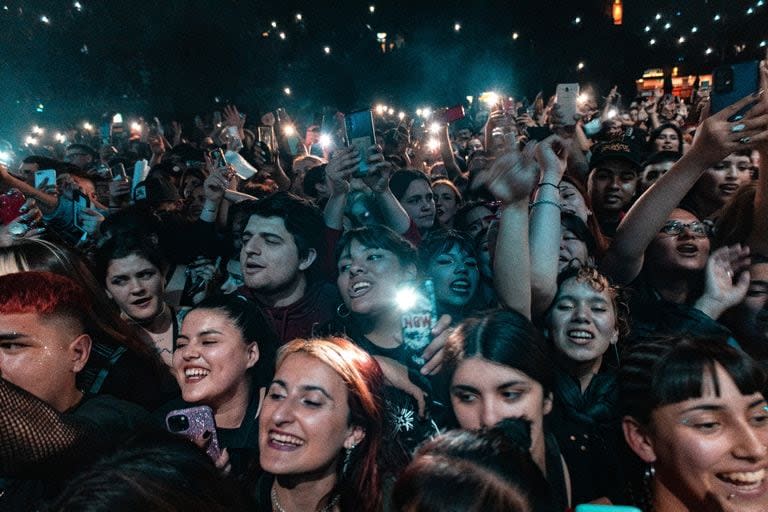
[602,93,768,284]
[474,140,540,318]
[529,136,570,316]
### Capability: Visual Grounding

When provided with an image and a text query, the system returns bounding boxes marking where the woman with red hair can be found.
[254,336,386,512]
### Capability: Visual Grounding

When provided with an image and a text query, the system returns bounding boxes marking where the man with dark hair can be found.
[587,141,643,237]
[65,143,98,171]
[239,191,339,342]
[638,150,681,193]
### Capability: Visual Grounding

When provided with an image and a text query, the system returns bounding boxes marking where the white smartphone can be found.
[556,83,580,126]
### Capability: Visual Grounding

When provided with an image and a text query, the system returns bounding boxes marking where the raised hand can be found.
[690,91,767,167]
[535,135,569,178]
[325,147,359,196]
[472,140,539,204]
[695,244,751,319]
[223,105,245,129]
[362,145,394,193]
[203,166,234,204]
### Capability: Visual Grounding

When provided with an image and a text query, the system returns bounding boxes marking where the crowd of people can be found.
[1,56,768,512]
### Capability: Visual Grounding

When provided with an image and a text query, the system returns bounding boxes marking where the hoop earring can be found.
[336,303,350,318]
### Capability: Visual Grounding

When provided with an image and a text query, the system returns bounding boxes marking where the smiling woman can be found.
[166,294,279,477]
[620,337,768,512]
[253,337,385,512]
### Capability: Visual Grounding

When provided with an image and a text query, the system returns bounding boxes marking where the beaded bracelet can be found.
[529,199,562,210]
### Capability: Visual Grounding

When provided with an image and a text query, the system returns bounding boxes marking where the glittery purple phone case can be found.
[165,405,222,461]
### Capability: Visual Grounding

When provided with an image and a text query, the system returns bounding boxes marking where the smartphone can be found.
[207,148,228,169]
[166,405,222,461]
[213,111,222,127]
[257,126,276,152]
[257,126,276,164]
[0,188,26,225]
[72,189,91,231]
[575,505,641,512]
[344,109,376,176]
[556,83,580,126]
[34,169,57,189]
[439,105,466,124]
[711,61,760,116]
[398,279,438,366]
[516,106,528,117]
[112,163,127,181]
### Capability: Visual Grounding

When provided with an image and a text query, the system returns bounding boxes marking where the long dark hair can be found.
[445,309,554,396]
[619,336,767,508]
[192,294,280,389]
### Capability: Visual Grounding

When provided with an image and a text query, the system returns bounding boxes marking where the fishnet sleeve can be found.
[0,378,95,478]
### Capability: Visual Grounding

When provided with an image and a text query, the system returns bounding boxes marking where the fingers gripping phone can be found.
[72,189,91,232]
[556,83,580,126]
[344,109,376,176]
[207,148,228,170]
[398,279,438,366]
[166,405,222,461]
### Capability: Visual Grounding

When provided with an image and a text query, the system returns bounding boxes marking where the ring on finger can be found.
[731,123,746,133]
[739,136,752,144]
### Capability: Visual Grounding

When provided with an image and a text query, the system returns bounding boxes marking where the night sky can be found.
[0,0,765,142]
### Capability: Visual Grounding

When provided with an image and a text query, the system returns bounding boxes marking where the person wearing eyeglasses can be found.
[600,89,766,345]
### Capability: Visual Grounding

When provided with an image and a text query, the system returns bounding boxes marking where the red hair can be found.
[0,271,91,321]
[276,337,385,512]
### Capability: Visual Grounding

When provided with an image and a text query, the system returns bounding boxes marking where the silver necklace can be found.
[271,486,340,512]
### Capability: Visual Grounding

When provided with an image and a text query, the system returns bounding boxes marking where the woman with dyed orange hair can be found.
[254,336,386,512]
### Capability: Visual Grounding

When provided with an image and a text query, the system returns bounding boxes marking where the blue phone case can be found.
[710,61,760,116]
